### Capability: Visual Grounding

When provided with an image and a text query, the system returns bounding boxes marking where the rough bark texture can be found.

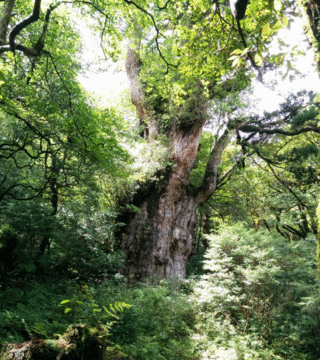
[126,42,159,138]
[121,184,198,279]
[121,41,223,280]
[121,119,206,279]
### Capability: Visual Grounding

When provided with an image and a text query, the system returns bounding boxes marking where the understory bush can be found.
[193,223,320,360]
[1,223,320,360]
[0,278,130,344]
[110,278,198,360]
[0,277,198,359]
[0,198,124,282]
[0,279,72,343]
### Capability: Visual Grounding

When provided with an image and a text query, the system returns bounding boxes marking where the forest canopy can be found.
[1,0,320,359]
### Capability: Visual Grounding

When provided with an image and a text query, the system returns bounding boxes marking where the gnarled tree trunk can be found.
[119,41,235,280]
[0,0,15,45]
[120,123,205,279]
[121,180,198,279]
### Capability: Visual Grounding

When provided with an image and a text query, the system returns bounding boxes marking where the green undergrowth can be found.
[110,278,198,359]
[1,223,320,360]
[0,276,199,359]
[192,223,320,360]
[0,324,130,360]
[0,277,126,343]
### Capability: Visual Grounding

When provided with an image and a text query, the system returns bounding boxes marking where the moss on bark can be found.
[0,324,133,360]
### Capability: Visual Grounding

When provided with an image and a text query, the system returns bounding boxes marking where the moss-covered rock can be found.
[0,325,134,360]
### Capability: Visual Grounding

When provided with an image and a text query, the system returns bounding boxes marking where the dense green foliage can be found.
[0,0,130,283]
[1,222,320,359]
[1,0,320,359]
[194,224,320,359]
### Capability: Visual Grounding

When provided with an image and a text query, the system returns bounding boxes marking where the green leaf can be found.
[282,17,288,28]
[230,49,244,56]
[232,57,240,68]
[60,300,71,305]
[254,54,263,66]
[262,23,272,38]
[103,306,119,319]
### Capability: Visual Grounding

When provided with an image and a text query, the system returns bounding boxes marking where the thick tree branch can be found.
[0,43,39,55]
[9,0,42,53]
[195,128,234,205]
[239,122,320,136]
[125,35,159,138]
[305,0,320,72]
[157,0,171,11]
[34,4,57,51]
[230,0,249,20]
[217,155,244,188]
[0,2,57,56]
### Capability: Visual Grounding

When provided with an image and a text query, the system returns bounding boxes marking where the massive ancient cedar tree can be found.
[118,0,316,280]
[1,0,319,280]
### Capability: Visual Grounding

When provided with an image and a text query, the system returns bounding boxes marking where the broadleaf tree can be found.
[0,0,129,276]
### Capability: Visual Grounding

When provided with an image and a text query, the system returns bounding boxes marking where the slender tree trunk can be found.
[305,0,320,72]
[305,0,320,288]
[317,200,320,281]
[39,155,59,254]
[0,0,15,45]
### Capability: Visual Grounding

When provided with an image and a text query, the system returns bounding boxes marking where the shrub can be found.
[193,223,320,359]
[110,279,198,360]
